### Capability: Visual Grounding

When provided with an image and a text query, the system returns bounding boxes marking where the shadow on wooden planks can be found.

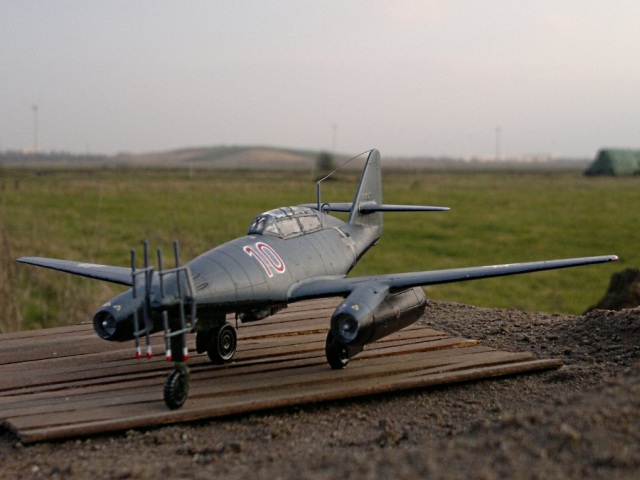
[0,298,561,444]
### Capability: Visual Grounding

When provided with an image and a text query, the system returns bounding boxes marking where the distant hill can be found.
[0,146,325,169]
[0,146,589,172]
[118,146,323,169]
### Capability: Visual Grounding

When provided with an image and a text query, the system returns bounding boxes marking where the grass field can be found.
[0,166,635,332]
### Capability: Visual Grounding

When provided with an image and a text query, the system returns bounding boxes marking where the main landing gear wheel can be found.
[325,331,349,369]
[207,323,237,364]
[164,364,190,410]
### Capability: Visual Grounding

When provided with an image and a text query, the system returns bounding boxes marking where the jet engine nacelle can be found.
[330,285,427,348]
[93,289,149,341]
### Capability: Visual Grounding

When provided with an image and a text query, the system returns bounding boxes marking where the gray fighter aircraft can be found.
[18,149,617,409]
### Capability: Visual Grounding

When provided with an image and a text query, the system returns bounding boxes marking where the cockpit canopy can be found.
[247,206,322,238]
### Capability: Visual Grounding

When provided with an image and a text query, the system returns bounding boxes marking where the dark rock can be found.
[586,268,640,312]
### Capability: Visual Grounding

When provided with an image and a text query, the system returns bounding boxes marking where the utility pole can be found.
[32,103,40,153]
[332,123,337,153]
[495,126,501,160]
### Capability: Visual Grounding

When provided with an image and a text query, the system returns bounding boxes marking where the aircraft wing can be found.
[288,255,618,301]
[17,257,134,286]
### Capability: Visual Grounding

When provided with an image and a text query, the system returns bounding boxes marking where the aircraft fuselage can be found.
[93,206,378,341]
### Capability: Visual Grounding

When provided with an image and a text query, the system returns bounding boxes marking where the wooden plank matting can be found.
[0,298,561,444]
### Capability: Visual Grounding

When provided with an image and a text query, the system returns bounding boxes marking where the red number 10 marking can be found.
[244,242,286,278]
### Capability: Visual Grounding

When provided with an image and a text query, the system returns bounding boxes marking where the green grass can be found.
[0,167,635,332]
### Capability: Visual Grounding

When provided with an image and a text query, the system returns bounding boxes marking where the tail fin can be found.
[347,150,383,234]
[304,149,448,235]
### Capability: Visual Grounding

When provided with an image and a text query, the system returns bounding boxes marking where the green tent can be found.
[585,149,640,176]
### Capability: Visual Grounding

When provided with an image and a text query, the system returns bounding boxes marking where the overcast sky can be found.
[1,1,639,158]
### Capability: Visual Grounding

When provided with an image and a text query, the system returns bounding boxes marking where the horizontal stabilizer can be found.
[299,203,449,213]
[359,203,449,213]
[17,257,134,286]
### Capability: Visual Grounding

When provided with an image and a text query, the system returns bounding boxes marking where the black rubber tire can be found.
[207,323,237,364]
[163,365,190,410]
[325,331,349,369]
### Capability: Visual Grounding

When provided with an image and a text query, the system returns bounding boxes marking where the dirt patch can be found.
[1,301,639,479]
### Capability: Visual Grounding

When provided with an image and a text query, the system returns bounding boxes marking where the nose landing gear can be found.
[164,363,190,410]
[164,322,238,409]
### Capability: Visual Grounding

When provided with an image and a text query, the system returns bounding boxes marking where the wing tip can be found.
[17,256,38,264]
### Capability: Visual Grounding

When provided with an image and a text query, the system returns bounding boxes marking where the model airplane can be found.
[18,149,617,409]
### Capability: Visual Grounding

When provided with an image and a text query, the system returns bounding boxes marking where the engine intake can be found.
[92,290,146,341]
[331,285,427,347]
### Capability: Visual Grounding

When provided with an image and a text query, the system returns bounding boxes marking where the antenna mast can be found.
[32,103,39,153]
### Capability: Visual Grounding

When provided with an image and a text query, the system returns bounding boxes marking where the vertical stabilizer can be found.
[347,149,383,236]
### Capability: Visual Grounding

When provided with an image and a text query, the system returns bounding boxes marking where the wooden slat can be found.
[0,298,561,444]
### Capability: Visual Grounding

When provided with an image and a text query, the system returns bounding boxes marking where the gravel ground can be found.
[1,300,639,479]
